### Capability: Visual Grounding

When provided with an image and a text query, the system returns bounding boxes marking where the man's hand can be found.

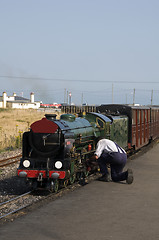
[89,155,98,161]
[87,155,98,168]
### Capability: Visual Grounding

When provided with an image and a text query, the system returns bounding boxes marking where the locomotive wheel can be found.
[53,180,59,193]
[84,170,89,177]
[79,172,86,186]
[76,172,81,181]
[69,174,76,184]
[63,179,69,188]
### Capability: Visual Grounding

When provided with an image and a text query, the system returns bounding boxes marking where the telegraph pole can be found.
[81,93,83,105]
[112,83,114,104]
[151,90,153,105]
[64,88,66,103]
[67,91,69,104]
[69,92,72,105]
[133,88,135,105]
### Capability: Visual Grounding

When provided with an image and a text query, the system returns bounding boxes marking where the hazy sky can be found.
[0,0,159,105]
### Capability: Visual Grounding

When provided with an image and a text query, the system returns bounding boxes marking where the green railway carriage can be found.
[109,115,128,150]
[97,104,151,150]
[84,113,128,149]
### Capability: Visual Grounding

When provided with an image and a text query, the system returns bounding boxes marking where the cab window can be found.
[97,118,104,129]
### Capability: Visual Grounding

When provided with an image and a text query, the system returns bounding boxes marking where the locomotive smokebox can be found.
[45,114,57,120]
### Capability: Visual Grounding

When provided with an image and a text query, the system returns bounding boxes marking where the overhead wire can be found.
[0,75,159,84]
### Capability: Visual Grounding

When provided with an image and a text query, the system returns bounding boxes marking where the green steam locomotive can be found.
[17,112,128,192]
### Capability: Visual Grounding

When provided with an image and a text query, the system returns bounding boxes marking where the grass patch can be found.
[0,108,11,112]
[0,109,61,151]
[16,119,26,122]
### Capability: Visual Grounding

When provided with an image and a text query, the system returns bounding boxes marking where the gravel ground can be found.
[0,149,51,222]
[0,149,29,203]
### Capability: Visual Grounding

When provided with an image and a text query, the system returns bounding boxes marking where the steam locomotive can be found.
[17,111,128,192]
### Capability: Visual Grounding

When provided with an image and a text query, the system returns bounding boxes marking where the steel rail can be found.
[0,203,32,220]
[0,154,22,163]
[0,154,22,168]
[0,159,20,167]
[0,191,32,207]
[0,191,32,220]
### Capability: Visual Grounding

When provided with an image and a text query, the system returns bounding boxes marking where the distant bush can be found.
[0,108,10,112]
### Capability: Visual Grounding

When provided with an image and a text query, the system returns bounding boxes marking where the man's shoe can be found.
[126,169,133,184]
[98,174,110,182]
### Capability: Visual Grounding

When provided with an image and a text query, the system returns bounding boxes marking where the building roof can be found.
[15,96,30,101]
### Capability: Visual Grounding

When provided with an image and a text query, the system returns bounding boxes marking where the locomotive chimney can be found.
[45,114,57,120]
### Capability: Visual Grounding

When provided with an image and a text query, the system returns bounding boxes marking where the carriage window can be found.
[148,110,150,122]
[145,111,147,123]
[132,110,136,124]
[153,110,155,122]
[141,111,143,123]
[97,118,104,128]
[137,111,140,124]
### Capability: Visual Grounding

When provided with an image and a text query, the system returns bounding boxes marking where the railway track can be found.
[0,154,22,168]
[0,191,32,220]
[0,172,99,222]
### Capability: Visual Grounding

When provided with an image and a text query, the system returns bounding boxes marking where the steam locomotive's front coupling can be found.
[38,172,43,182]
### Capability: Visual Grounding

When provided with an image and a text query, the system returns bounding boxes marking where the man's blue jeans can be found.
[97,150,128,182]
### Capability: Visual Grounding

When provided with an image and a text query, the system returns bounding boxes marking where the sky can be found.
[0,0,159,105]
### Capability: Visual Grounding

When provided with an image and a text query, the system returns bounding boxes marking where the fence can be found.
[61,105,97,114]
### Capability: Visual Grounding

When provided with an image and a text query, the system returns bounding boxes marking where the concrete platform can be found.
[1,143,159,240]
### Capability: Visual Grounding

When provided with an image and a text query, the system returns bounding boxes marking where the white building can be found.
[0,92,41,109]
